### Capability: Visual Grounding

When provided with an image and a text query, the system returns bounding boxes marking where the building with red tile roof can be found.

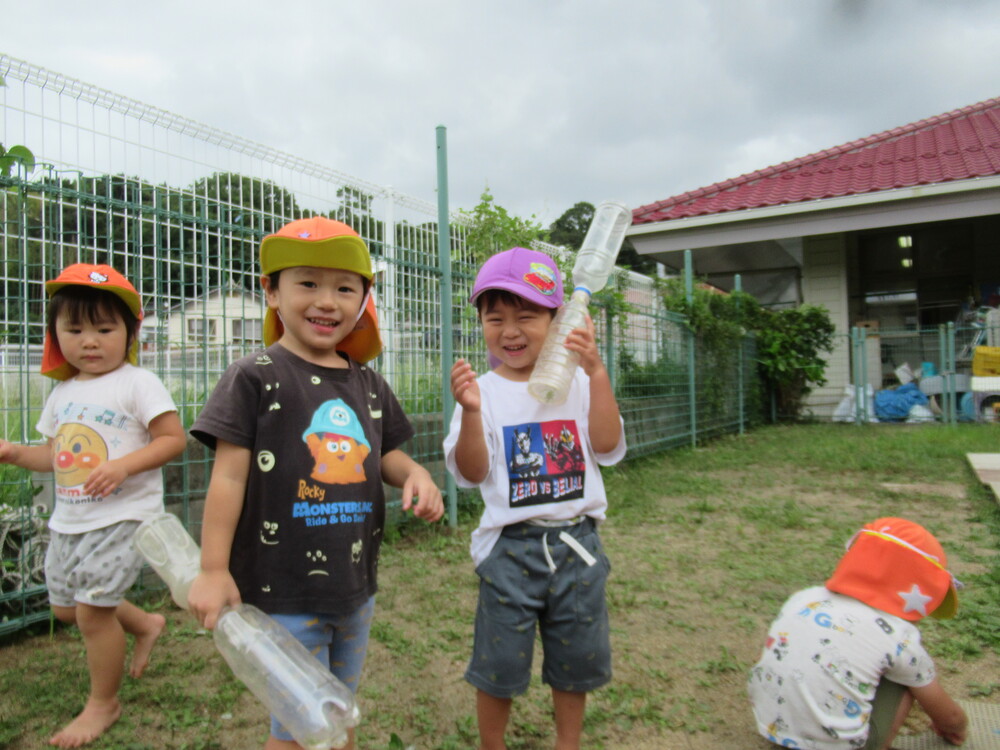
[628,97,1000,415]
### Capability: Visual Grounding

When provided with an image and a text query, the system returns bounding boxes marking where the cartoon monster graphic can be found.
[509,426,544,477]
[302,399,371,485]
[543,424,585,473]
[53,423,108,488]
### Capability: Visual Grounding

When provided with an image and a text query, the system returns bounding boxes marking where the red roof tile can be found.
[633,97,1000,225]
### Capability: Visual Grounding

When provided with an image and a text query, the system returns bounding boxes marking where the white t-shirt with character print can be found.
[443,369,625,566]
[36,364,177,533]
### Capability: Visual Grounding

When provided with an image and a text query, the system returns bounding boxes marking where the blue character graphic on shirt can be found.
[302,399,371,485]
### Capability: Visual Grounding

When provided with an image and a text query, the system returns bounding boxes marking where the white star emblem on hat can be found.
[898,584,933,616]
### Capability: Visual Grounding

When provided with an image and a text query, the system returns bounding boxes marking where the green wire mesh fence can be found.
[0,55,760,635]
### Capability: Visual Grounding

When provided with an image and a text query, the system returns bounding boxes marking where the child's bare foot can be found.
[48,698,121,747]
[129,612,166,678]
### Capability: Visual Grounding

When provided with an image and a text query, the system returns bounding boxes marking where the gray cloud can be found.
[5,0,1000,224]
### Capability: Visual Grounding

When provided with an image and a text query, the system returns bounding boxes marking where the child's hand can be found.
[187,570,242,630]
[564,315,606,377]
[83,459,129,497]
[450,358,481,412]
[401,466,444,523]
[933,722,968,746]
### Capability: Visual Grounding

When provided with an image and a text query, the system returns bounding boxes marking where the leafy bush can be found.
[659,279,835,419]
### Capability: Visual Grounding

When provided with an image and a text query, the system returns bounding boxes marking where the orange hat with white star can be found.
[826,517,960,621]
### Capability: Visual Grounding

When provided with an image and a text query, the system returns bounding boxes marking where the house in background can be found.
[628,97,1000,415]
[141,287,264,348]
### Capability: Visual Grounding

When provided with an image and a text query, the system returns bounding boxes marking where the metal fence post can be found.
[735,274,744,436]
[605,305,615,393]
[436,126,457,528]
[684,250,696,446]
[946,322,956,424]
[381,189,397,387]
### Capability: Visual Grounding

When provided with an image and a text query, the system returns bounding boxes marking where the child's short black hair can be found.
[476,289,558,318]
[47,285,139,354]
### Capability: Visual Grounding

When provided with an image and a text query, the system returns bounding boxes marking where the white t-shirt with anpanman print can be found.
[443,368,625,567]
[36,364,177,534]
[748,586,936,749]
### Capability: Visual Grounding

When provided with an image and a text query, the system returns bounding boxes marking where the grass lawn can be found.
[1,423,998,749]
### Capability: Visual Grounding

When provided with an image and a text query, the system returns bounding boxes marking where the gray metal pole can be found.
[685,250,696,446]
[734,274,744,435]
[436,126,457,528]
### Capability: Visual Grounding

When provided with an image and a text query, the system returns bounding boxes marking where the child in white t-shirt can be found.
[0,263,186,748]
[444,246,626,750]
[748,516,969,749]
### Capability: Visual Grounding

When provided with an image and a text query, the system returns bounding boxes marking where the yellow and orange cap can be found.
[259,217,381,362]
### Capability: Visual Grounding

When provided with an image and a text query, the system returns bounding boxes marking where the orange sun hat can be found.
[826,517,960,621]
[42,263,143,381]
[259,217,382,363]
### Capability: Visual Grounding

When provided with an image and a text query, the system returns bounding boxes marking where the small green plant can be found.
[0,76,35,178]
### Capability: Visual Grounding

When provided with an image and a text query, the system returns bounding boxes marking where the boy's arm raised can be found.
[910,678,968,746]
[188,439,250,629]
[449,359,489,483]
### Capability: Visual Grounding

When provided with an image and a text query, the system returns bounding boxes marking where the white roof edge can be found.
[628,175,1000,237]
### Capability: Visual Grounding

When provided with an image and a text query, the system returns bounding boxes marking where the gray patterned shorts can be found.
[45,521,144,608]
[466,517,612,698]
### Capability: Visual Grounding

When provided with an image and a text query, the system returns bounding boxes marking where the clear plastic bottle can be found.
[570,201,632,296]
[526,289,591,405]
[133,512,201,610]
[214,604,361,750]
[527,201,631,405]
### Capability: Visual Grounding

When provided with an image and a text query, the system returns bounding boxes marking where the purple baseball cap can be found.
[470,247,564,308]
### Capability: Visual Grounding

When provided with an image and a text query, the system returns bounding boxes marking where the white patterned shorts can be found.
[45,521,144,608]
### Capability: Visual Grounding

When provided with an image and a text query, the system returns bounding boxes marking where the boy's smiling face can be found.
[263,266,365,367]
[479,295,553,381]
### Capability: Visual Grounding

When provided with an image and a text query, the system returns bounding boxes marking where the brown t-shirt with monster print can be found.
[191,344,413,615]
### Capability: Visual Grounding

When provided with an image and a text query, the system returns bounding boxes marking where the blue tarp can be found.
[874,382,929,421]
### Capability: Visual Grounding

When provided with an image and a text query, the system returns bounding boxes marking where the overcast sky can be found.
[6,0,1000,226]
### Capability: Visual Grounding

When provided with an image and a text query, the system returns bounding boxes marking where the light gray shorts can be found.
[45,521,144,608]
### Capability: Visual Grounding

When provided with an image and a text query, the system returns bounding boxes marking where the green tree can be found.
[459,188,545,264]
[549,201,657,274]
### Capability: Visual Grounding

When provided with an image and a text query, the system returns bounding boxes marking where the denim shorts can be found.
[45,521,144,608]
[466,517,612,698]
[268,597,375,742]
